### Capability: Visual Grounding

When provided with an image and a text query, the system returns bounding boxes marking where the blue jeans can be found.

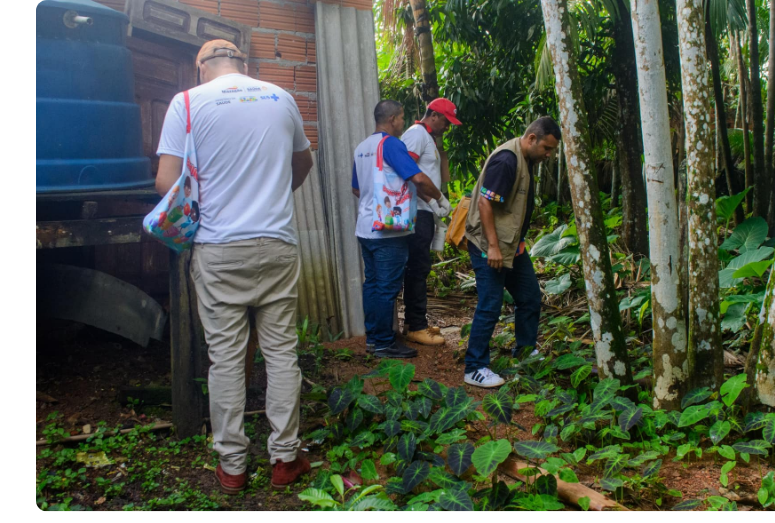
[466,241,542,373]
[359,236,409,349]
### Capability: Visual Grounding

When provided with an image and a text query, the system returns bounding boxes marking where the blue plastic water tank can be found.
[37,0,152,193]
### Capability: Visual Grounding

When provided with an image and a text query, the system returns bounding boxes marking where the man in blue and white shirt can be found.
[352,100,450,359]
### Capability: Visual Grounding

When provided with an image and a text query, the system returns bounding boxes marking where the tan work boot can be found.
[406,327,445,346]
[402,325,442,335]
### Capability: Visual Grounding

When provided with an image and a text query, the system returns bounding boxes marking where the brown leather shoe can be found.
[215,464,246,495]
[406,328,445,346]
[271,456,311,489]
[428,326,442,335]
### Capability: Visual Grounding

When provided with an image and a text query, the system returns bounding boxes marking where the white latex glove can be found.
[429,195,451,218]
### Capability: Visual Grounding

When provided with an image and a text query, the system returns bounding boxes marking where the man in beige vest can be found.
[463,117,561,388]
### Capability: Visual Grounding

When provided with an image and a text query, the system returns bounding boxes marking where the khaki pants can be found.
[191,237,302,473]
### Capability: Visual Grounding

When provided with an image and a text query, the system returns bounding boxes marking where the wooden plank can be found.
[36,216,148,249]
[169,250,207,438]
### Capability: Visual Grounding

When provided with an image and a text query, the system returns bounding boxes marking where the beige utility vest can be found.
[465,138,531,269]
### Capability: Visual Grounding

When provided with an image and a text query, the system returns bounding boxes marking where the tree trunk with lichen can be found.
[676,0,723,391]
[766,0,775,229]
[630,0,688,410]
[408,0,439,102]
[746,0,767,220]
[541,0,634,386]
[754,268,775,406]
[611,0,648,258]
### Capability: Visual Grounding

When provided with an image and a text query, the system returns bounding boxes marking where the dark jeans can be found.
[404,210,435,331]
[359,236,409,349]
[465,241,542,373]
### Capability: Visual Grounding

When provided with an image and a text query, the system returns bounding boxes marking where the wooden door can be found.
[127,37,196,175]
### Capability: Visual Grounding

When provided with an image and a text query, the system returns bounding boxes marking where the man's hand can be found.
[516,240,526,257]
[487,244,504,270]
[429,195,451,218]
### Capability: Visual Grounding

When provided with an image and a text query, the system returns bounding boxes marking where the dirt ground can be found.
[36,301,773,511]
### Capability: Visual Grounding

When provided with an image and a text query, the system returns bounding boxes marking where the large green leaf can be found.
[361,459,378,481]
[720,217,769,253]
[531,224,577,257]
[671,499,702,511]
[732,440,771,456]
[447,443,475,476]
[358,394,384,415]
[716,186,751,222]
[721,303,748,333]
[418,378,444,401]
[349,431,375,448]
[428,468,469,490]
[732,259,774,279]
[328,387,356,415]
[720,373,749,406]
[416,397,433,419]
[681,387,712,410]
[390,363,415,392]
[438,487,474,511]
[514,440,560,460]
[571,365,592,389]
[547,247,581,266]
[709,420,731,446]
[678,405,709,427]
[482,390,513,424]
[445,386,469,408]
[402,460,431,492]
[381,420,401,438]
[553,354,586,370]
[642,459,662,478]
[348,497,397,511]
[594,378,621,401]
[618,407,642,432]
[764,419,775,445]
[398,433,417,462]
[719,247,775,288]
[346,408,364,432]
[298,488,337,508]
[472,439,512,476]
[544,273,572,295]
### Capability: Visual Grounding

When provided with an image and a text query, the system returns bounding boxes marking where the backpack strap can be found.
[376,135,390,171]
[184,90,191,134]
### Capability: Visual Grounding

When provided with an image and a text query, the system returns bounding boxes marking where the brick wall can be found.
[95,0,375,150]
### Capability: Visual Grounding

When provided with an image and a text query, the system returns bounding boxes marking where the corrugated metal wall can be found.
[292,152,340,335]
[315,3,380,337]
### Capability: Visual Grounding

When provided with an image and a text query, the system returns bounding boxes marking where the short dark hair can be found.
[524,116,562,142]
[374,100,403,124]
[424,107,434,119]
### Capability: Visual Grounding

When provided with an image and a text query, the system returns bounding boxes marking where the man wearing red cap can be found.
[400,98,461,346]
[155,39,313,493]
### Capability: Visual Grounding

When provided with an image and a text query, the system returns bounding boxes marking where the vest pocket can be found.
[494,219,518,246]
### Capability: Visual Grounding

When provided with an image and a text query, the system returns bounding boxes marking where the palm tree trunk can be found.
[746,0,767,219]
[733,32,754,213]
[754,267,775,406]
[766,0,775,229]
[630,0,688,410]
[541,0,634,387]
[408,0,439,102]
[676,0,723,391]
[612,0,648,258]
[704,8,743,225]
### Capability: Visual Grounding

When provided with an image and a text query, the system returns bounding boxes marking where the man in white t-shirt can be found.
[155,40,313,494]
[400,98,460,346]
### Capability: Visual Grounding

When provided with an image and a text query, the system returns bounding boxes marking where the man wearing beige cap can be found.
[156,39,314,493]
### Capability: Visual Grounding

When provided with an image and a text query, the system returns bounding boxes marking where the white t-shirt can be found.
[352,133,421,239]
[401,123,441,213]
[157,73,310,245]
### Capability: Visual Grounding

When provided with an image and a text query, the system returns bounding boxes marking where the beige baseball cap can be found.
[196,39,246,65]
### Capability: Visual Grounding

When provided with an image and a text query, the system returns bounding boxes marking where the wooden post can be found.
[169,249,207,438]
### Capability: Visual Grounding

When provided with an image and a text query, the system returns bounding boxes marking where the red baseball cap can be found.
[427,98,462,125]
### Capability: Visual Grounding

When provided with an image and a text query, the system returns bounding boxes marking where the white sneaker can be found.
[464,367,505,388]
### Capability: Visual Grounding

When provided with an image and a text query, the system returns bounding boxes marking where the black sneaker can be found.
[374,341,417,359]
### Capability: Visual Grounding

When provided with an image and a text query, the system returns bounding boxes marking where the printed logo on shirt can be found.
[260,93,280,102]
[239,96,258,103]
[246,86,269,92]
[214,97,233,106]
[222,86,242,93]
